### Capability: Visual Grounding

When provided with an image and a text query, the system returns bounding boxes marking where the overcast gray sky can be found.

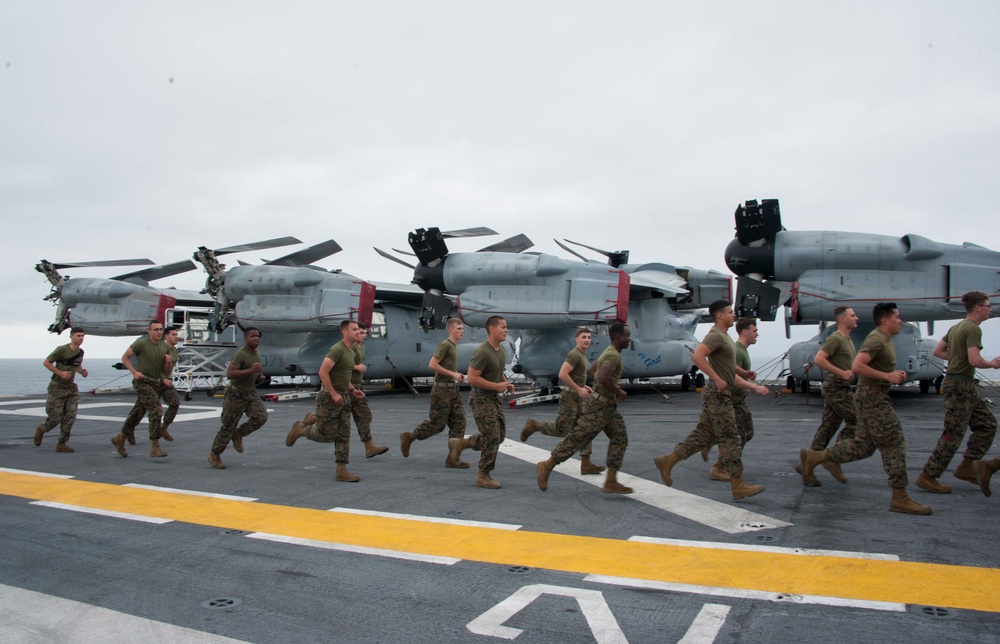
[2,1,999,360]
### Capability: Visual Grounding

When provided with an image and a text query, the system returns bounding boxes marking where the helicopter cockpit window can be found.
[369,311,387,339]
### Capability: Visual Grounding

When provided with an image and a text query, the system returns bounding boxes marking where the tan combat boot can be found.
[303,412,317,426]
[653,452,680,487]
[125,432,136,445]
[55,442,74,453]
[33,427,44,447]
[447,437,472,465]
[208,452,225,469]
[520,419,540,442]
[444,454,470,468]
[798,448,829,486]
[580,455,606,475]
[400,432,415,457]
[285,421,306,447]
[602,468,634,494]
[336,464,360,482]
[890,487,932,515]
[476,470,501,489]
[110,433,128,458]
[731,478,765,500]
[699,445,712,462]
[364,440,389,458]
[160,427,174,442]
[974,458,1000,497]
[150,440,167,458]
[231,432,244,453]
[536,458,555,491]
[822,461,848,484]
[708,458,730,482]
[915,472,952,494]
[953,458,979,485]
[793,463,822,487]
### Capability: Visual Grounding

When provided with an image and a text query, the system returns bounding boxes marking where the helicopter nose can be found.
[724,237,775,278]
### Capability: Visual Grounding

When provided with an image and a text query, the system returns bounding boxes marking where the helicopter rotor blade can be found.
[392,247,416,257]
[213,236,302,256]
[479,234,533,254]
[440,227,498,239]
[374,247,416,269]
[111,260,198,282]
[553,239,589,262]
[265,240,343,267]
[45,258,156,270]
[563,239,629,267]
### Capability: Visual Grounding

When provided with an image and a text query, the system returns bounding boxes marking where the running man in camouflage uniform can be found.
[796,306,859,486]
[447,315,515,489]
[286,319,367,482]
[111,320,170,458]
[521,327,607,475]
[536,322,634,495]
[207,328,269,469]
[653,300,770,501]
[703,318,761,482]
[349,322,389,459]
[800,303,932,515]
[916,291,1000,494]
[400,318,469,468]
[121,325,182,447]
[34,327,88,453]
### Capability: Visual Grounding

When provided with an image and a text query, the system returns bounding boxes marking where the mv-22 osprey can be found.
[35,237,482,392]
[386,226,731,391]
[725,198,1000,392]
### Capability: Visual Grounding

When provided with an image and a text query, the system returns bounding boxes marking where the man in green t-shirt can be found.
[917,291,1000,494]
[797,306,859,486]
[111,320,170,458]
[653,300,770,501]
[208,328,269,469]
[286,319,367,482]
[801,303,931,515]
[521,327,606,475]
[121,326,183,446]
[536,322,634,495]
[448,315,515,489]
[348,322,389,459]
[401,317,468,467]
[34,327,88,452]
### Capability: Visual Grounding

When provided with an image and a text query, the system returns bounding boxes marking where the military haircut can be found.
[147,320,163,329]
[833,306,851,320]
[961,291,990,312]
[339,319,356,332]
[575,326,593,337]
[244,326,261,338]
[446,317,463,330]
[735,318,757,335]
[708,300,731,319]
[608,322,627,342]
[872,302,898,325]
[69,326,86,335]
[485,315,505,330]
[357,321,368,330]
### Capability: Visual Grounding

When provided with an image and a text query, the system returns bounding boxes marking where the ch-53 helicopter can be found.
[376,226,731,391]
[35,236,486,395]
[724,198,1000,393]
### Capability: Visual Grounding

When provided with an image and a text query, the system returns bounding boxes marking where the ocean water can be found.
[0,359,130,396]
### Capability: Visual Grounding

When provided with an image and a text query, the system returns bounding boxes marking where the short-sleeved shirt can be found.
[857,328,896,388]
[46,344,84,383]
[351,342,366,385]
[325,341,356,392]
[163,345,179,378]
[564,347,588,388]
[943,319,983,378]
[470,342,506,394]
[592,345,623,398]
[735,343,751,372]
[432,339,459,384]
[130,338,167,379]
[702,326,737,386]
[229,346,261,392]
[819,331,855,372]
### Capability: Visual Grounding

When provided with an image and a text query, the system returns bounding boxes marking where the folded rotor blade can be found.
[112,259,198,282]
[563,239,629,267]
[479,234,533,254]
[49,258,155,270]
[392,247,416,257]
[214,236,302,256]
[374,247,416,269]
[440,227,497,239]
[265,240,343,266]
[553,239,589,262]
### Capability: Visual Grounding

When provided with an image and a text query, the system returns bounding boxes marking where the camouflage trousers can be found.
[123,382,181,441]
[536,389,594,457]
[413,383,466,441]
[674,386,745,479]
[828,385,908,489]
[922,377,997,478]
[122,379,164,439]
[306,390,353,463]
[732,390,755,444]
[37,380,79,444]
[211,387,268,455]
[350,389,373,442]
[810,375,857,450]
[551,395,627,469]
[469,391,506,473]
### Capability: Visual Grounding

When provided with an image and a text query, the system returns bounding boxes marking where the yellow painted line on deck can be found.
[3,470,999,613]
